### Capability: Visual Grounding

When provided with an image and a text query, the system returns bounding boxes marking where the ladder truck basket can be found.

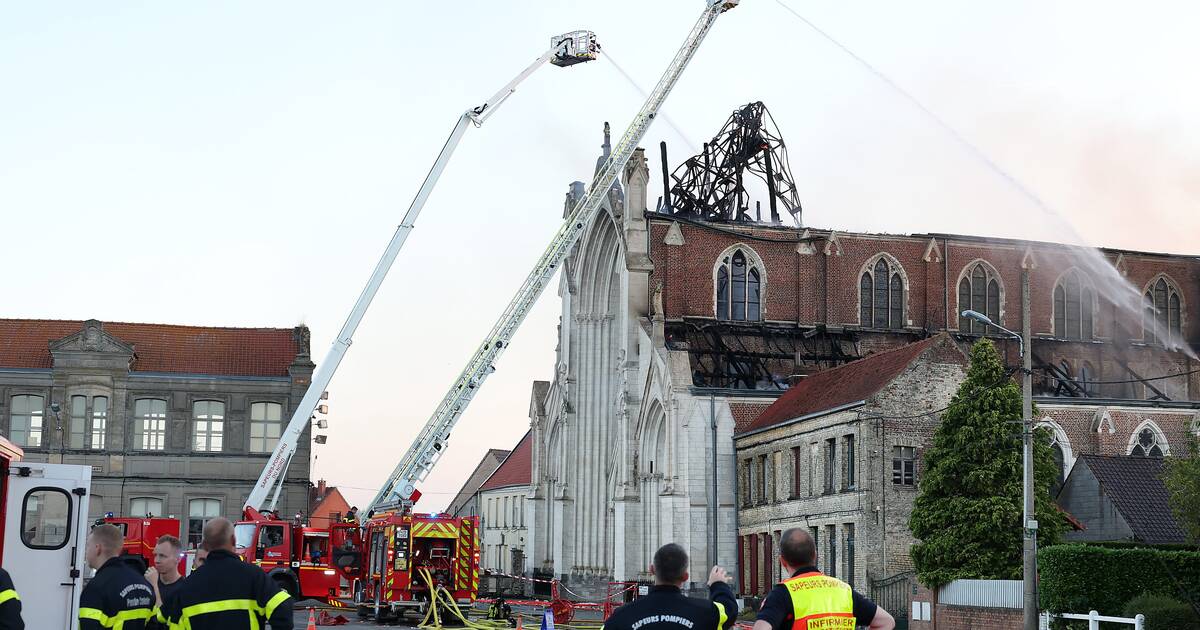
[551,31,598,67]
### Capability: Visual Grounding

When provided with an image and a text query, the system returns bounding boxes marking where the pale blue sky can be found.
[2,1,1196,510]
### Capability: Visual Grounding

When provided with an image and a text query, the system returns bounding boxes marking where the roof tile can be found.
[0,318,303,377]
[1079,454,1188,544]
[480,431,532,491]
[742,335,949,433]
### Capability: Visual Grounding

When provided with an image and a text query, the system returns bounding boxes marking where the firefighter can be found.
[603,543,737,630]
[160,518,293,629]
[344,506,358,523]
[79,524,155,630]
[486,595,515,627]
[752,528,895,630]
[0,567,24,630]
[146,535,184,630]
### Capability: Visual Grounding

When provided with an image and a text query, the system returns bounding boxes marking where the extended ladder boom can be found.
[368,0,740,516]
[244,32,599,514]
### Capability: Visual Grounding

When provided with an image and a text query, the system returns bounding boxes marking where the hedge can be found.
[1039,545,1200,617]
[1122,594,1200,629]
[1080,541,1200,552]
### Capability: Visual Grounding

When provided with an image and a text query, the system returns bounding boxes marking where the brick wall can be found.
[910,584,1024,630]
[647,218,1200,402]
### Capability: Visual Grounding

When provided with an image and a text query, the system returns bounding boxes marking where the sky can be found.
[1,1,1197,511]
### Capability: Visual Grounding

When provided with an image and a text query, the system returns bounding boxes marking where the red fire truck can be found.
[358,511,480,622]
[100,515,187,575]
[235,508,364,601]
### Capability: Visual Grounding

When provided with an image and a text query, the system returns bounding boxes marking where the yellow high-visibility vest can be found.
[781,571,855,630]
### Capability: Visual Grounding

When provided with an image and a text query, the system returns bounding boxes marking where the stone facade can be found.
[734,335,968,595]
[0,319,314,548]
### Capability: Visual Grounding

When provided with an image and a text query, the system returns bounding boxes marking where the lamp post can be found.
[963,290,1037,629]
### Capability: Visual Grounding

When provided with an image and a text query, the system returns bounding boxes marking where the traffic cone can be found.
[305,607,317,630]
[516,615,524,630]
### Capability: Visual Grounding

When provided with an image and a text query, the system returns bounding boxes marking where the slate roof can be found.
[0,319,304,377]
[742,335,947,434]
[1080,455,1188,544]
[480,431,533,491]
[447,449,512,515]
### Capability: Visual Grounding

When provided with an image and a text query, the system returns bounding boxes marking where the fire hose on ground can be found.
[417,568,604,630]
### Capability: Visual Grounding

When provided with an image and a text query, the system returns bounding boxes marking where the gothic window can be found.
[958,263,1002,333]
[1050,442,1066,495]
[1130,426,1166,457]
[1079,362,1098,397]
[1143,278,1183,345]
[860,257,905,329]
[1053,271,1094,340]
[716,249,762,321]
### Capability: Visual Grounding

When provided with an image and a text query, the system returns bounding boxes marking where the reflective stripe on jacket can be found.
[781,572,855,630]
[0,567,24,630]
[78,557,155,630]
[159,549,293,630]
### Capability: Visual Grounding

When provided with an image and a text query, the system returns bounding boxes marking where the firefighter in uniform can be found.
[0,567,23,630]
[160,517,293,630]
[79,524,156,630]
[752,528,895,630]
[603,543,737,630]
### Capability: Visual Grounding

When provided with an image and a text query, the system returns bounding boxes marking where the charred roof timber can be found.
[658,101,802,226]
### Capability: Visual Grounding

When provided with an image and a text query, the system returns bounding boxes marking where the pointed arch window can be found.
[716,250,762,321]
[1130,427,1165,457]
[958,263,1002,333]
[1143,278,1183,345]
[860,257,905,329]
[1053,271,1094,340]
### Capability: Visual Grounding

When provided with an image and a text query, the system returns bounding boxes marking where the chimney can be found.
[317,479,327,497]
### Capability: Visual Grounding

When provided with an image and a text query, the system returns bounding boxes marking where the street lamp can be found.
[963,302,1038,629]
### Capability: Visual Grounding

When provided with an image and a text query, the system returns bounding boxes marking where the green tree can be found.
[1162,432,1200,546]
[909,338,1065,587]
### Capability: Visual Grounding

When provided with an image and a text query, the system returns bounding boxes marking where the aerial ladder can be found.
[366,0,741,517]
[243,31,599,517]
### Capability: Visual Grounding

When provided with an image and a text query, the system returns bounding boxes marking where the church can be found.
[522,104,1199,593]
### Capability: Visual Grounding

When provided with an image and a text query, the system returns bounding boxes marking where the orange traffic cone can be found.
[305,607,317,630]
[516,615,524,630]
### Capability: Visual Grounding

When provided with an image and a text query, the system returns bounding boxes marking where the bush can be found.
[1122,594,1200,630]
[1081,541,1199,552]
[1039,545,1200,617]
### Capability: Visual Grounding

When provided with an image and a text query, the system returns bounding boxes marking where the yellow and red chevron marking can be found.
[411,520,459,539]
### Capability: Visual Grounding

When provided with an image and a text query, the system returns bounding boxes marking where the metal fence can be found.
[870,572,915,630]
[939,579,1023,608]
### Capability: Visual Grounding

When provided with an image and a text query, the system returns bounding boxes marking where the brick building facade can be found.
[0,318,315,547]
[527,122,1198,594]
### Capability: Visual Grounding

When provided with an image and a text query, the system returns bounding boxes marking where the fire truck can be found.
[237,1,737,621]
[0,436,93,630]
[357,512,481,622]
[99,515,187,575]
[233,508,363,600]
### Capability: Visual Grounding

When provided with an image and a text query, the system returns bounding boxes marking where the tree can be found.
[1162,432,1200,546]
[909,338,1065,588]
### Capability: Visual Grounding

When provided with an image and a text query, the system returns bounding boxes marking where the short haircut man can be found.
[156,535,182,554]
[604,542,738,630]
[89,524,124,559]
[201,518,236,552]
[652,543,690,585]
[779,528,816,568]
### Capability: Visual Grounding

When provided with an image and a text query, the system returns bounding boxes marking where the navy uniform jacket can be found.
[79,557,155,630]
[605,582,738,630]
[159,549,292,630]
[0,568,23,630]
